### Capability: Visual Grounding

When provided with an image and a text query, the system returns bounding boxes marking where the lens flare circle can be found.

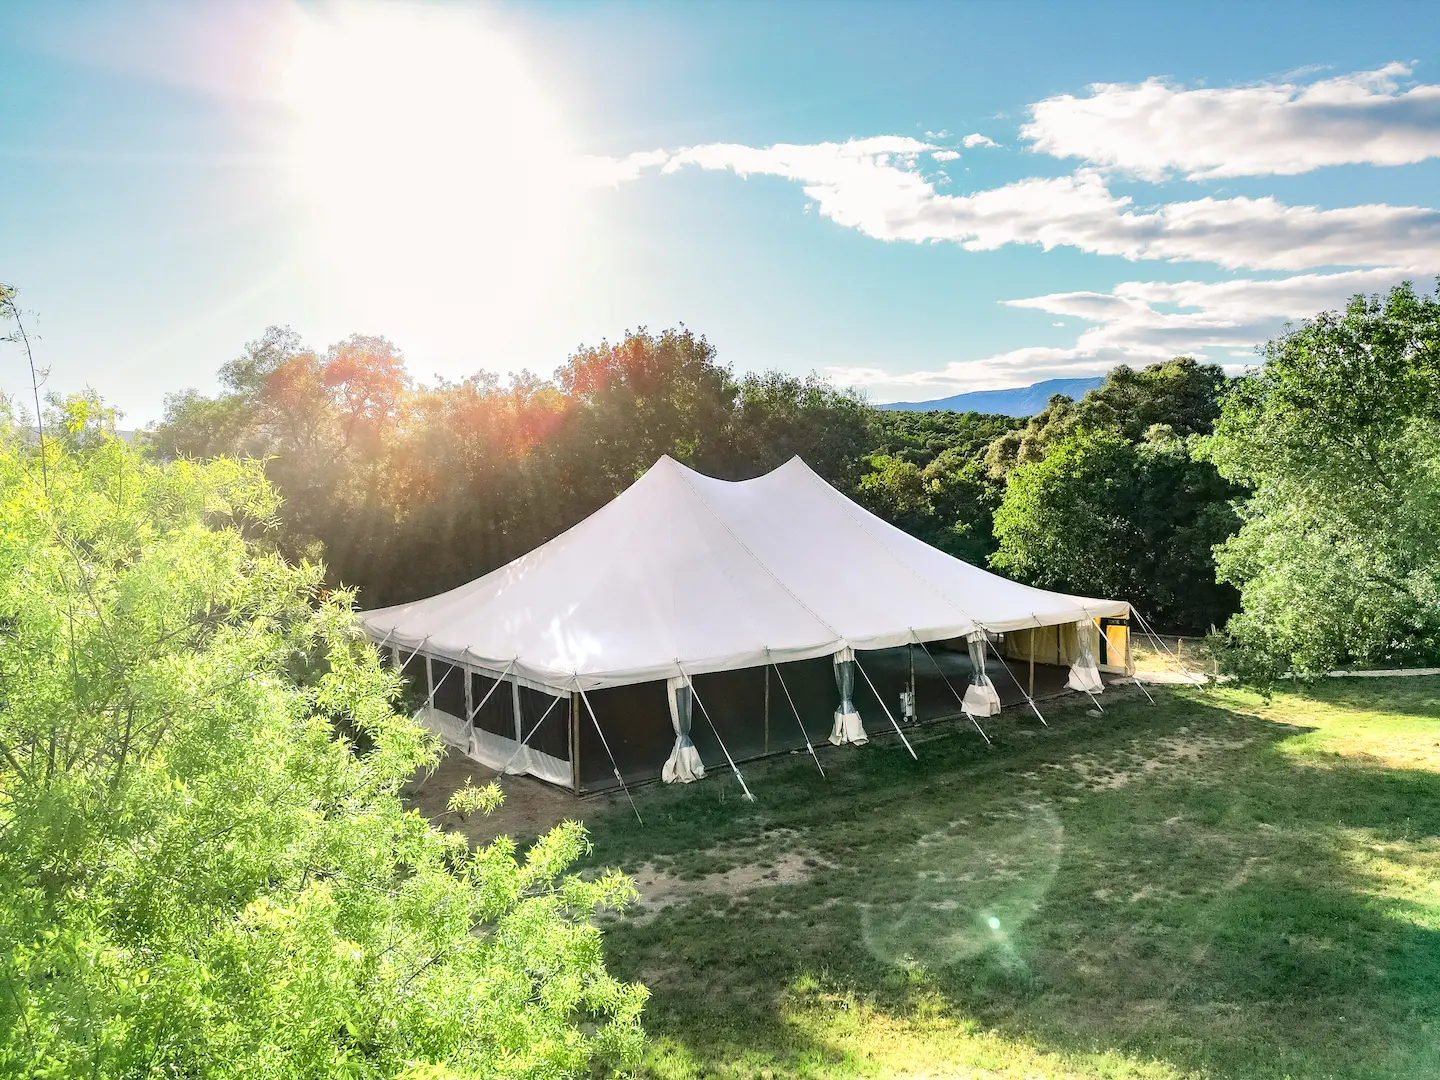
[860,803,1064,970]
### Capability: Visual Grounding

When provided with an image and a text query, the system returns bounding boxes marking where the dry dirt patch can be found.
[1067,727,1253,791]
[626,846,835,923]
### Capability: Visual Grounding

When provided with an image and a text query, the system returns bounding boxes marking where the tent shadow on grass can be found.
[578,681,1440,1080]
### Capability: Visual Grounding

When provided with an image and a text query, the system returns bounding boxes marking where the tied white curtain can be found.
[662,675,706,783]
[830,646,868,745]
[1066,619,1105,693]
[962,631,1002,717]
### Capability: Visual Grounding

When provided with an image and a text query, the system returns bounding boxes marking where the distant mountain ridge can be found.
[879,376,1106,417]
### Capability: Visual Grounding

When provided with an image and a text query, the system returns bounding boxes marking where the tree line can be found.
[145,281,1440,676]
[149,328,1240,630]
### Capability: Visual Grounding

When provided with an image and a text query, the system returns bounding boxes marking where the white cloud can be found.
[962,133,998,148]
[579,148,671,186]
[611,139,1440,271]
[833,267,1419,401]
[1023,63,1440,179]
[931,149,961,162]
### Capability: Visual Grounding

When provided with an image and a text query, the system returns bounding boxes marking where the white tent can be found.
[361,455,1129,789]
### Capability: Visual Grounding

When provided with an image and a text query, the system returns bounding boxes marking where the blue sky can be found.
[4,0,1440,423]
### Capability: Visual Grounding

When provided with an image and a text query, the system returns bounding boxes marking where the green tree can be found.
[1075,356,1228,442]
[1202,282,1440,677]
[982,357,1228,478]
[869,409,1021,470]
[991,427,1240,631]
[722,370,874,489]
[856,449,1003,565]
[0,406,645,1078]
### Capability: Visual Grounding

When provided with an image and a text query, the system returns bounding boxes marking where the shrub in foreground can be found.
[0,407,644,1079]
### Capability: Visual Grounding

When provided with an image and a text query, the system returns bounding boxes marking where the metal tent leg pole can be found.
[577,685,643,825]
[769,661,826,778]
[427,661,459,700]
[682,666,755,802]
[499,691,565,775]
[569,693,581,795]
[853,655,918,760]
[915,638,991,746]
[465,659,517,726]
[396,636,431,675]
[985,635,1048,727]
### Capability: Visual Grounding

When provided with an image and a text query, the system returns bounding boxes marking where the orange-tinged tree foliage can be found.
[153,326,874,606]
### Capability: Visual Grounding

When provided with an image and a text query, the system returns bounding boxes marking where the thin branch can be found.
[1,286,47,495]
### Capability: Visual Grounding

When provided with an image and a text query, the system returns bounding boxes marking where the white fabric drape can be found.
[1066,619,1105,693]
[830,646,868,745]
[962,631,1002,717]
[662,675,706,783]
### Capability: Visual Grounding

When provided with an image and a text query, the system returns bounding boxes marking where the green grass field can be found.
[575,677,1440,1079]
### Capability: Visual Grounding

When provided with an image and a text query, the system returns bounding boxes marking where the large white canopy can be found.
[360,455,1128,692]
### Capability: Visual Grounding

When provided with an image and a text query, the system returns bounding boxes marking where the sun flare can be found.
[280,4,579,337]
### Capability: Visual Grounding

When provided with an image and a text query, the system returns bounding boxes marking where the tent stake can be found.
[984,635,1048,727]
[769,660,826,778]
[577,685,643,824]
[915,637,991,746]
[682,666,755,802]
[853,655,918,760]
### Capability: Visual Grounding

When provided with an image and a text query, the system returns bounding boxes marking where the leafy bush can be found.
[0,407,645,1079]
